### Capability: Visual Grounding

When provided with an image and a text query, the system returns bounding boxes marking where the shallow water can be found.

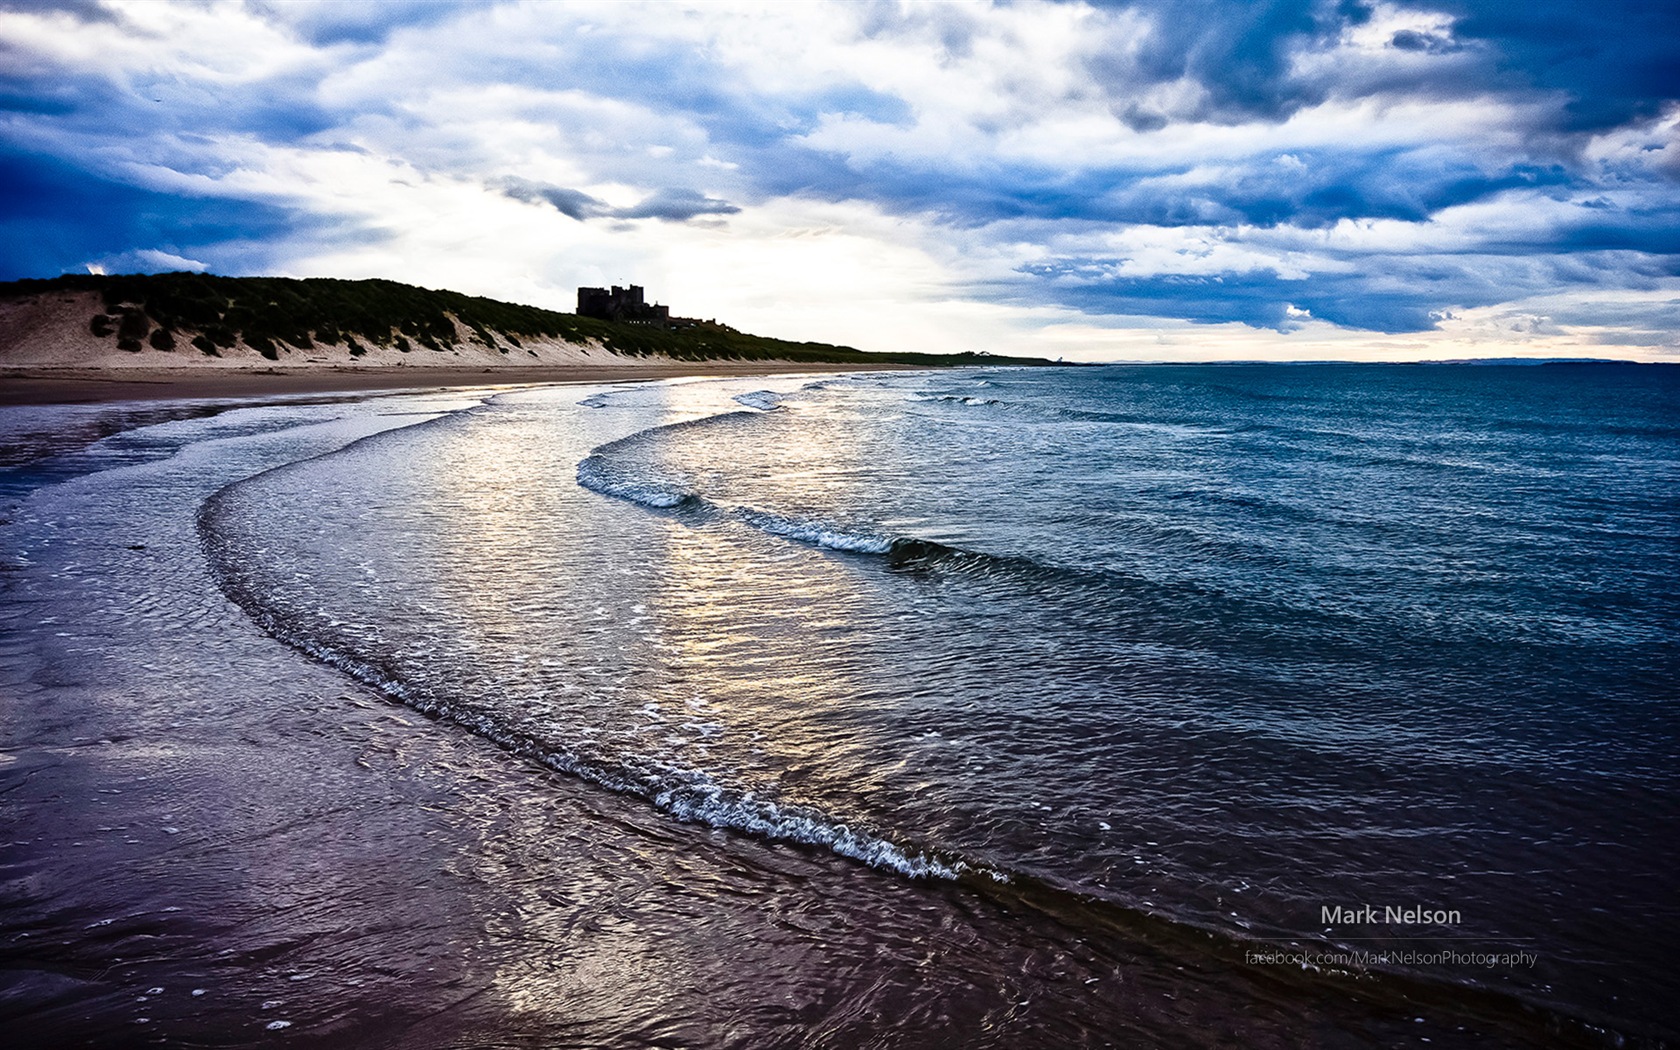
[3,364,1675,1047]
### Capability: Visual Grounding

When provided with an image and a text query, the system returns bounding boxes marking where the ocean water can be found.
[4,363,1677,1046]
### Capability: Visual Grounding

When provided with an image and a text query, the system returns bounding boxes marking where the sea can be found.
[1,362,1675,1047]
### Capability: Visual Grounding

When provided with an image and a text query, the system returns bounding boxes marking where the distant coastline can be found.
[0,273,1057,405]
[7,274,1657,408]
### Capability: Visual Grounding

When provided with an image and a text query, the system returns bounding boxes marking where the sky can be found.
[1,0,1677,362]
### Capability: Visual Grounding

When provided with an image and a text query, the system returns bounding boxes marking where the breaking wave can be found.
[735,508,896,553]
[197,481,975,883]
[732,390,784,412]
[911,390,1229,438]
[575,454,695,508]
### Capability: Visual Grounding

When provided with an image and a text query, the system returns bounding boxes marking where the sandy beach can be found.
[0,283,917,406]
[0,360,903,406]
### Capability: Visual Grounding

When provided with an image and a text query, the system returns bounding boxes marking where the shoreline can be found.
[0,359,911,406]
[0,369,1630,1048]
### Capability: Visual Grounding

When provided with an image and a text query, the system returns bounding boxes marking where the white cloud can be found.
[0,0,1673,359]
[86,247,209,274]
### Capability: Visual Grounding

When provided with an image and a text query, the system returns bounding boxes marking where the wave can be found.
[735,507,896,554]
[573,425,1434,692]
[652,777,968,879]
[572,408,767,510]
[574,466,945,563]
[190,399,1642,1048]
[913,393,1003,408]
[726,509,1021,576]
[575,453,695,508]
[732,390,784,412]
[909,391,1228,438]
[567,406,1399,667]
[198,467,1634,1044]
[572,407,1067,574]
[196,484,974,884]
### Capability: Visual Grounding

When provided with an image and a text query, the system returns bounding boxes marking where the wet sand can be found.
[0,360,904,407]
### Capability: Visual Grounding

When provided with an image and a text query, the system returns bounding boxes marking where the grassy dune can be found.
[2,273,1054,368]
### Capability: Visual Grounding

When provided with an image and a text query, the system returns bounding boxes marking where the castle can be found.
[576,285,670,325]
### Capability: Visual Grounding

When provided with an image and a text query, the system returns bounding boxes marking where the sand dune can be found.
[0,286,896,405]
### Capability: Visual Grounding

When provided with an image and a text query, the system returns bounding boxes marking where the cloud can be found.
[0,0,1674,357]
[1387,28,1458,54]
[1443,0,1680,132]
[250,0,470,47]
[86,247,208,274]
[0,0,116,25]
[0,146,302,278]
[497,177,610,220]
[614,187,741,222]
[496,178,740,223]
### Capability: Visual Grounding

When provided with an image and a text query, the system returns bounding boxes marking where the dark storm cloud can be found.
[1440,0,1680,131]
[1074,0,1680,130]
[1090,0,1328,123]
